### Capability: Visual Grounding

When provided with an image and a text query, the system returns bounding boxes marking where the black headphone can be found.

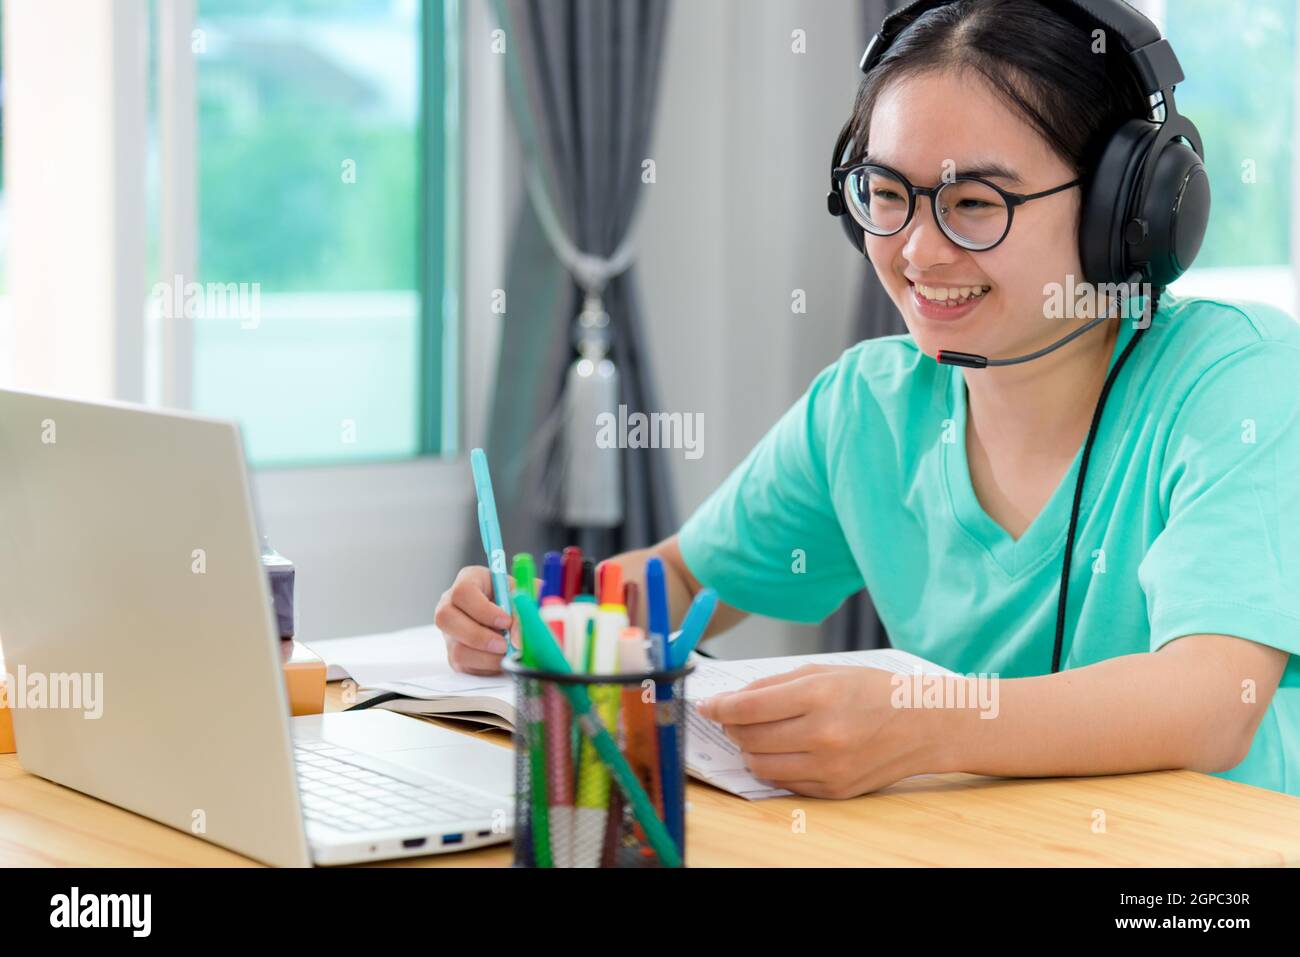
[827,0,1211,293]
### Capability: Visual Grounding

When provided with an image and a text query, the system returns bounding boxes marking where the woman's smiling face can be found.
[864,68,1086,362]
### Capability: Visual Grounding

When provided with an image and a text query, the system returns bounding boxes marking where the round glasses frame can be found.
[832,162,1082,251]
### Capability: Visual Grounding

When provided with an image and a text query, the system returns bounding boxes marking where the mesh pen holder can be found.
[502,656,694,868]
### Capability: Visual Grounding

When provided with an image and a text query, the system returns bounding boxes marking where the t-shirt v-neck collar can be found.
[941,319,1137,578]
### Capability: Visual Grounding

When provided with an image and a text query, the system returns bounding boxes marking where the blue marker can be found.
[669,588,717,669]
[646,557,671,671]
[645,556,685,853]
[540,550,563,600]
[470,448,513,653]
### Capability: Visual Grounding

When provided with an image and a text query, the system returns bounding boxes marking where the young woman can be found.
[437,0,1300,799]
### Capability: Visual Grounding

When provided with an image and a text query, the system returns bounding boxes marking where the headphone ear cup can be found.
[1140,139,1210,287]
[828,119,871,262]
[1078,119,1158,288]
[841,214,869,261]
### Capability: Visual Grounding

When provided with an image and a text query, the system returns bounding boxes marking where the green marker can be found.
[510,552,550,865]
[512,553,537,602]
[510,552,538,661]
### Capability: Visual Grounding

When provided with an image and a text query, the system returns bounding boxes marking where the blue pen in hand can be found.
[470,448,514,655]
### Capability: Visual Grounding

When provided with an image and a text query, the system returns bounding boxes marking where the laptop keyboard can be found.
[294,740,503,835]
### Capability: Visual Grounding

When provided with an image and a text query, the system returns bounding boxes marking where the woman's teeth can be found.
[915,283,992,305]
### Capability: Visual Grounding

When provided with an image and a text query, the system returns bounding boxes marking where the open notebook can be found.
[306,627,954,801]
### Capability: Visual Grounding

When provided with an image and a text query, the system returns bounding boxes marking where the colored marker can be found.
[540,613,573,868]
[620,626,663,858]
[600,771,624,867]
[566,567,598,805]
[575,563,628,865]
[645,556,684,854]
[508,551,536,858]
[577,561,597,718]
[509,553,536,656]
[515,594,551,867]
[669,588,718,669]
[541,550,562,600]
[537,549,573,866]
[646,557,670,670]
[561,546,583,602]
[564,602,596,672]
[594,562,627,672]
[623,581,640,629]
[513,593,681,867]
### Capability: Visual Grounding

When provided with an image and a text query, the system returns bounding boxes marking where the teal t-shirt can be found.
[679,293,1300,796]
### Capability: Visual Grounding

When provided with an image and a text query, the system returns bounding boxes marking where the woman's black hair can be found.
[846,0,1153,179]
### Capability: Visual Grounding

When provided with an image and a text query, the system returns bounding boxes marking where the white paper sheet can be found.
[372,673,517,702]
[682,649,956,800]
[303,625,452,685]
[303,624,516,710]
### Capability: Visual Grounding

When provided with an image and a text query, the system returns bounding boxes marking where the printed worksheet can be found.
[682,649,956,800]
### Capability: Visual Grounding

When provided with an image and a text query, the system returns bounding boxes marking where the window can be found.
[1158,0,1298,313]
[151,0,459,467]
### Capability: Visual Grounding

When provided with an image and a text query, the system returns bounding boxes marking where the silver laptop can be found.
[0,388,513,866]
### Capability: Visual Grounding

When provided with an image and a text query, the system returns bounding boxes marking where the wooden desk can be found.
[3,682,1300,866]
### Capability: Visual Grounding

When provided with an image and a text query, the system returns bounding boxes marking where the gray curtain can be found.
[474,0,677,563]
[821,0,908,653]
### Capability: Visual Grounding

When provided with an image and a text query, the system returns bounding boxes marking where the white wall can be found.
[4,0,147,401]
[638,0,866,657]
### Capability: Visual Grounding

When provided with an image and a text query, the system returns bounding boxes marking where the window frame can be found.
[422,0,462,456]
[153,0,463,466]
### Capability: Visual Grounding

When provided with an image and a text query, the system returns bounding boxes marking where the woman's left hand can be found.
[695,664,946,799]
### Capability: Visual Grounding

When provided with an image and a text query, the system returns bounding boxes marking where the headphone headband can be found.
[861,0,1183,96]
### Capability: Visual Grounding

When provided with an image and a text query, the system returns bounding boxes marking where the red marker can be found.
[561,546,583,602]
[540,616,574,867]
[623,581,640,627]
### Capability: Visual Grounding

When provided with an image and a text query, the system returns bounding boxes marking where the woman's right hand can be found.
[434,565,518,675]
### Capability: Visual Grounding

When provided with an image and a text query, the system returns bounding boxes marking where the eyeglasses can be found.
[832,162,1081,252]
